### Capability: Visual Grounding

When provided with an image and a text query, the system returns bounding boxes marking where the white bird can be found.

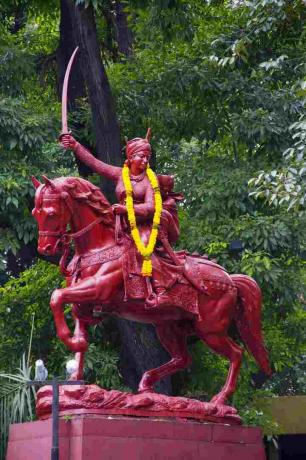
[66,359,78,378]
[34,359,48,381]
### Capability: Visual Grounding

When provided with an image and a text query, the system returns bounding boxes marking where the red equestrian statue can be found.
[30,49,271,423]
[31,134,271,422]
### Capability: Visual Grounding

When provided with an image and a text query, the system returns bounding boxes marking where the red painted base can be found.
[7,414,266,460]
[35,384,241,424]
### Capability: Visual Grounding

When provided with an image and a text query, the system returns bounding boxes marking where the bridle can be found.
[38,191,104,276]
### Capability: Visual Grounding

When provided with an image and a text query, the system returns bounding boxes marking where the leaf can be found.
[12,197,19,208]
[8,139,17,150]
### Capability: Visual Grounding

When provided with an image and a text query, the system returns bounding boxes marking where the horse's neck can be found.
[71,204,114,255]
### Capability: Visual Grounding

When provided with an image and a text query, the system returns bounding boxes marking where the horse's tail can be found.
[231,274,272,375]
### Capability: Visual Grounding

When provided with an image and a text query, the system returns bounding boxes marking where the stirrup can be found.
[145,290,171,310]
[145,292,158,310]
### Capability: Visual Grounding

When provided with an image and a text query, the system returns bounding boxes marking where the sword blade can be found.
[60,46,79,137]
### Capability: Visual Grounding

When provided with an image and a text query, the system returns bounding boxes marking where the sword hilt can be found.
[58,130,72,141]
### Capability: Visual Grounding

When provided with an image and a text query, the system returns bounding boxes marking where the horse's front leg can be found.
[70,318,88,380]
[50,278,97,352]
[50,270,121,352]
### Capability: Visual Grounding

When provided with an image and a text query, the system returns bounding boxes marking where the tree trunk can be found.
[67,0,122,202]
[112,1,133,58]
[57,0,92,176]
[57,0,86,108]
[117,320,172,394]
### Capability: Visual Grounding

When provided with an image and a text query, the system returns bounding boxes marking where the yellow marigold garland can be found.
[122,163,162,276]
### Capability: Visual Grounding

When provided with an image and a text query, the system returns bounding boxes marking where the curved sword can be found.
[59,46,79,139]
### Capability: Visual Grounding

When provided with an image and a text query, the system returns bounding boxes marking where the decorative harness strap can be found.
[76,244,125,272]
[38,216,104,240]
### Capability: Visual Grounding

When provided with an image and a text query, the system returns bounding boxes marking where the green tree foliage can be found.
[0,261,63,371]
[0,354,36,460]
[0,260,125,387]
[0,0,305,435]
[110,0,306,427]
[0,10,74,269]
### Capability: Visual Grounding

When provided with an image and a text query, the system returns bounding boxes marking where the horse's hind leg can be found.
[196,328,243,406]
[138,321,192,393]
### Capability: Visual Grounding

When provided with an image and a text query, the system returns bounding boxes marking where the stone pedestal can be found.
[7,414,266,460]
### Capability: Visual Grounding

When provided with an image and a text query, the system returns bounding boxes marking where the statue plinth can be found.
[35,384,241,425]
[7,414,266,460]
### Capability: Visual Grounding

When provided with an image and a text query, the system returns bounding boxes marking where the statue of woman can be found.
[60,130,182,308]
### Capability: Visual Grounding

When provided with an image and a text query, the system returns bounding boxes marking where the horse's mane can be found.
[36,176,114,227]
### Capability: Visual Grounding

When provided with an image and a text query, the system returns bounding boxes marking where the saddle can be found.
[183,255,235,296]
[122,244,234,317]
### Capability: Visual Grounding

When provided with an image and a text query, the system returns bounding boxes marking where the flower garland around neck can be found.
[122,163,162,276]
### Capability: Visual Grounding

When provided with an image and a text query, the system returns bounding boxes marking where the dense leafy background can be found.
[0,0,305,436]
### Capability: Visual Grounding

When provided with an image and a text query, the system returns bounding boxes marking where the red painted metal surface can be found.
[7,415,266,460]
[30,131,271,420]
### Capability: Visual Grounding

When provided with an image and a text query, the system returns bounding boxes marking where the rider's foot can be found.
[137,386,155,394]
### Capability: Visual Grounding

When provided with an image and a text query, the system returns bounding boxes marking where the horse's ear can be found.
[31,176,41,189]
[42,175,56,190]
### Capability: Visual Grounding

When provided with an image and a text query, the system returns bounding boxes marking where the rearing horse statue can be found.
[32,174,271,408]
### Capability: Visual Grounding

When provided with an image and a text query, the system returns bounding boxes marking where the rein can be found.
[39,216,104,276]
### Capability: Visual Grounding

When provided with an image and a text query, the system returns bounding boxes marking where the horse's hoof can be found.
[137,387,155,394]
[210,395,227,406]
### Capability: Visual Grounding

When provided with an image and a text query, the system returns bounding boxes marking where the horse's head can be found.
[31,176,74,255]
[31,175,113,256]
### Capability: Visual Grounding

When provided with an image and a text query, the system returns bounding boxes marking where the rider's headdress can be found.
[126,128,152,159]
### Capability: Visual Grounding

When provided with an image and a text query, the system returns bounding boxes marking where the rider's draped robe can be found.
[73,143,182,297]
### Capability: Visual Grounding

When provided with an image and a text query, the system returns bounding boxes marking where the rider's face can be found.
[131,151,149,173]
